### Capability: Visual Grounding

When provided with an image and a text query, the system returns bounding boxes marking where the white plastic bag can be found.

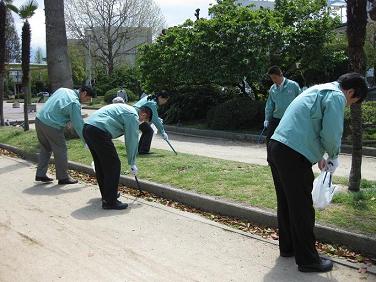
[312,171,336,209]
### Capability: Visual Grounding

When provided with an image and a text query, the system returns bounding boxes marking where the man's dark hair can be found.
[140,106,152,121]
[267,65,283,76]
[80,85,96,98]
[337,72,368,104]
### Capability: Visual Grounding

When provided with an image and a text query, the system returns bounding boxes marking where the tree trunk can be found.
[347,0,367,192]
[21,21,30,131]
[44,0,73,91]
[0,1,6,126]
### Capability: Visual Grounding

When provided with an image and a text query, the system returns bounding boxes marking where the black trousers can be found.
[267,140,320,266]
[265,117,281,145]
[138,122,154,153]
[83,124,120,204]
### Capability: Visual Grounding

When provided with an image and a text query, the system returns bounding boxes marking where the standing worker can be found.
[83,103,152,210]
[267,73,368,272]
[264,66,301,143]
[35,86,94,184]
[133,91,170,154]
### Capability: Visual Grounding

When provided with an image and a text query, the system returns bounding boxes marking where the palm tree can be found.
[8,0,38,131]
[346,0,367,192]
[0,0,13,126]
[44,0,73,91]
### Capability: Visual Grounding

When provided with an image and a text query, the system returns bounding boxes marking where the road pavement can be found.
[0,156,373,281]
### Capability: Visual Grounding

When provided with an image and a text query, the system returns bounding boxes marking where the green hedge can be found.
[207,97,265,130]
[162,84,237,124]
[343,101,376,140]
[103,88,137,104]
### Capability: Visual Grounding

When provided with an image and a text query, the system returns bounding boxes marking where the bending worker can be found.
[267,73,367,273]
[264,65,301,143]
[133,91,170,154]
[35,86,94,185]
[83,103,152,210]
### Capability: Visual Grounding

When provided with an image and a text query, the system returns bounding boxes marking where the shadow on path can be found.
[23,183,84,196]
[263,257,339,282]
[71,197,143,220]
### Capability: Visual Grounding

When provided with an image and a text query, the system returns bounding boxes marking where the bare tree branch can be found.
[65,0,165,74]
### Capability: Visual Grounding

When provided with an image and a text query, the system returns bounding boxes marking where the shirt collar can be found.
[276,78,286,89]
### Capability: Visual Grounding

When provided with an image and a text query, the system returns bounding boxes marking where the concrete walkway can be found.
[0,156,373,281]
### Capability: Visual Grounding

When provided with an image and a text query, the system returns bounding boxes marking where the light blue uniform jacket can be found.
[271,82,346,164]
[265,78,302,121]
[133,96,165,135]
[86,104,140,165]
[36,88,85,141]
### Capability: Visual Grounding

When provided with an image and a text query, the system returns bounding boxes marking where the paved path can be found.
[0,156,373,281]
[3,101,37,123]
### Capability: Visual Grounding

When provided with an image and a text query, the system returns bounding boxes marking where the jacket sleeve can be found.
[150,104,165,135]
[294,82,302,96]
[320,92,346,159]
[123,115,139,165]
[68,102,85,141]
[264,90,275,121]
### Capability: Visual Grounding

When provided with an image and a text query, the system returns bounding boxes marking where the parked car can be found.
[36,91,50,97]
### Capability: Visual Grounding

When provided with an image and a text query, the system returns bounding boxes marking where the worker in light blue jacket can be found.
[83,104,152,210]
[133,91,170,154]
[35,86,94,185]
[264,66,301,143]
[267,73,368,273]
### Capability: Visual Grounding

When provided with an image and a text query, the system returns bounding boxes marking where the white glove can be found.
[264,120,269,128]
[162,132,169,141]
[130,165,138,176]
[325,158,339,174]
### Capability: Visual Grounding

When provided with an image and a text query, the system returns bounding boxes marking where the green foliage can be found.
[138,0,341,93]
[103,87,136,104]
[207,97,265,130]
[162,84,234,124]
[68,44,86,87]
[343,102,376,141]
[95,65,141,97]
[30,69,48,95]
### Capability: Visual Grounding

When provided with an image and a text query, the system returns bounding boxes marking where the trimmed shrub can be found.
[343,101,376,139]
[103,88,137,104]
[207,97,265,130]
[162,84,236,124]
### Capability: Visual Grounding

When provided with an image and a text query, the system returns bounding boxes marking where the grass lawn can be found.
[0,127,375,236]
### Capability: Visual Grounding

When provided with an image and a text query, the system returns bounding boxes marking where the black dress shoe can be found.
[102,200,128,210]
[298,258,333,273]
[280,251,294,257]
[58,177,78,185]
[138,151,153,155]
[35,176,53,182]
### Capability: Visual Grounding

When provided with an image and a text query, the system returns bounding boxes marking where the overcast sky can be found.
[11,0,217,57]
